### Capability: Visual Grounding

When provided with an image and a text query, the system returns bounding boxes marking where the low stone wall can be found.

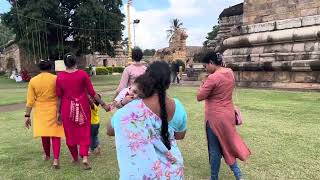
[234,71,320,90]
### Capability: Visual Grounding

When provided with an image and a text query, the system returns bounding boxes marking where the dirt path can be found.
[0,103,25,112]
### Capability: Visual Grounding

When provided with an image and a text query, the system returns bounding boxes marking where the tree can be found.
[193,48,210,63]
[166,18,183,42]
[1,0,124,60]
[143,49,156,56]
[0,21,15,47]
[203,25,219,47]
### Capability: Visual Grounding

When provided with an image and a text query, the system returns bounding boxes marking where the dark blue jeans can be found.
[206,123,242,180]
[90,124,100,151]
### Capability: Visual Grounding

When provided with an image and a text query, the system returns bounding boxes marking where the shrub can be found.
[106,67,113,73]
[113,67,124,73]
[96,67,109,75]
[175,59,186,71]
[85,67,90,74]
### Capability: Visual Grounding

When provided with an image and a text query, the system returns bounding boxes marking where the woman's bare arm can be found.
[107,120,115,136]
[174,131,186,140]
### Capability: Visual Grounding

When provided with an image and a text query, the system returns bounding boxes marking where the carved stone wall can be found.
[222,0,320,90]
[243,0,320,25]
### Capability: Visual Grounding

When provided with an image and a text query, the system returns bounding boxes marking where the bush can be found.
[96,67,110,75]
[85,67,90,74]
[0,71,5,76]
[175,59,186,71]
[106,67,113,73]
[113,67,124,73]
[84,66,124,75]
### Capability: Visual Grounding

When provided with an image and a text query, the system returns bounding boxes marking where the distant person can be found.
[88,64,93,76]
[92,65,97,76]
[171,60,180,84]
[56,53,110,170]
[197,51,250,180]
[115,47,146,96]
[10,68,17,79]
[24,59,64,169]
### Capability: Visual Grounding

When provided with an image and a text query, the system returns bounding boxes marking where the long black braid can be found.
[135,61,171,149]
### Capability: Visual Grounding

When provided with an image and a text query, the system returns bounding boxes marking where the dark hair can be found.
[132,47,143,62]
[38,60,52,71]
[135,61,171,149]
[201,51,222,66]
[64,53,77,68]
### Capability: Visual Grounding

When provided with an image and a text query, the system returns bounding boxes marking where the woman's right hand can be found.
[122,95,134,106]
[56,113,62,125]
[25,117,31,129]
[200,73,209,83]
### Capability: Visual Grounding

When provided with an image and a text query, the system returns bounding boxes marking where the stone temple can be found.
[215,0,320,90]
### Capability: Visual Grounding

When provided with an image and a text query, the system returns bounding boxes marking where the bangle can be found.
[25,114,30,118]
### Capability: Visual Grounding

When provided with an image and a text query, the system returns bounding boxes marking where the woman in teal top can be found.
[107,61,187,179]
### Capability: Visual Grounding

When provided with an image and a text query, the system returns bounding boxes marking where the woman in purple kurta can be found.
[56,53,110,169]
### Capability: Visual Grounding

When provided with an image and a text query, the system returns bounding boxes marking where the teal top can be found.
[111,98,187,179]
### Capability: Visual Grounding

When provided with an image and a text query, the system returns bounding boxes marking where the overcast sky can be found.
[0,0,243,49]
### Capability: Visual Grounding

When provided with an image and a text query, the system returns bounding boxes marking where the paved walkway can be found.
[0,103,25,112]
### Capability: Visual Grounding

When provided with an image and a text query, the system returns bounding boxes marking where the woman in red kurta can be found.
[197,52,250,180]
[56,53,110,170]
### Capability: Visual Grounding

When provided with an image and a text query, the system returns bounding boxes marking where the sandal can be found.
[53,160,60,170]
[43,155,50,161]
[82,162,92,170]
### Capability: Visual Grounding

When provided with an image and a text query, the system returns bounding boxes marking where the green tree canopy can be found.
[203,25,219,47]
[166,18,183,42]
[143,49,156,56]
[0,20,15,47]
[1,0,124,60]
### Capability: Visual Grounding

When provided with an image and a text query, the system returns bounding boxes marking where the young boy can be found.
[89,94,103,155]
[112,82,177,163]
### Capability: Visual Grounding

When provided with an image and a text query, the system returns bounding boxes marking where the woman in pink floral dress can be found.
[108,61,187,179]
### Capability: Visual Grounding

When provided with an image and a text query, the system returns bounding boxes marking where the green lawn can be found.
[0,75,320,179]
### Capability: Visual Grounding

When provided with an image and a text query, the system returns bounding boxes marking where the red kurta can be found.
[197,68,251,165]
[56,70,96,146]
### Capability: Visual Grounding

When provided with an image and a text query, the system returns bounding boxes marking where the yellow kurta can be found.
[26,72,64,138]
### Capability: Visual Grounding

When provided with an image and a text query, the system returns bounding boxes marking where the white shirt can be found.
[114,87,130,102]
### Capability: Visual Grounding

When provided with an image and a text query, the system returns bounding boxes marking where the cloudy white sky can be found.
[125,0,243,49]
[0,0,243,49]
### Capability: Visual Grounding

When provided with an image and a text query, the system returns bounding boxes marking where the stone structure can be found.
[222,0,320,90]
[207,3,243,52]
[155,28,202,62]
[0,41,37,73]
[85,41,128,67]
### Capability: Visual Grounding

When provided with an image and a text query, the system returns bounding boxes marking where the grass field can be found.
[0,75,319,180]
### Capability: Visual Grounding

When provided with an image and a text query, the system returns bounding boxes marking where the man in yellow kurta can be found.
[24,60,64,169]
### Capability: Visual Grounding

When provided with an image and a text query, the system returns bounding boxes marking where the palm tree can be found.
[166,18,183,42]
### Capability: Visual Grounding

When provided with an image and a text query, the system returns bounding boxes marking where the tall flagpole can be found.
[127,0,132,62]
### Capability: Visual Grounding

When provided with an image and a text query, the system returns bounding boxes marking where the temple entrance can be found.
[103,59,107,67]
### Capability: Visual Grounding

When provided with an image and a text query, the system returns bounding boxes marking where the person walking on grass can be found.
[88,94,102,155]
[115,47,146,96]
[56,53,110,170]
[197,51,250,180]
[24,59,64,169]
